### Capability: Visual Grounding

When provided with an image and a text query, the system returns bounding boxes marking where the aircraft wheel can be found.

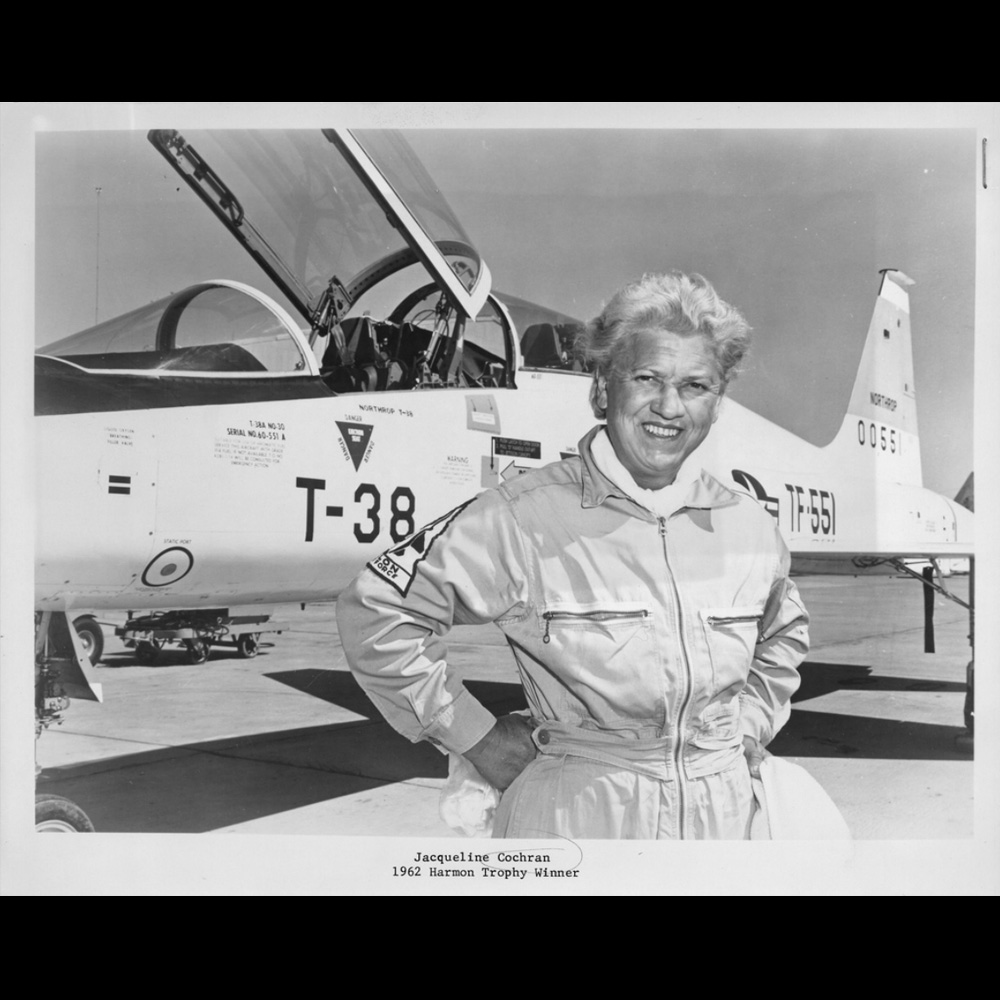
[186,638,210,664]
[35,793,95,833]
[135,640,161,664]
[73,616,105,665]
[237,633,259,659]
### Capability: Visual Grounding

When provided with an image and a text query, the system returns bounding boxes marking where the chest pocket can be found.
[700,607,762,694]
[537,603,658,728]
[542,607,650,644]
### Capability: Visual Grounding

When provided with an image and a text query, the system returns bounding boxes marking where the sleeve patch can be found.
[366,497,477,596]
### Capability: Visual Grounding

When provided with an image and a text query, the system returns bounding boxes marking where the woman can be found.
[337,271,809,839]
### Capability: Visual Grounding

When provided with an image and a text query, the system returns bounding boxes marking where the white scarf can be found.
[590,427,701,518]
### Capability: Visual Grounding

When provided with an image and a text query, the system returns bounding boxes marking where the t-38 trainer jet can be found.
[33,129,973,830]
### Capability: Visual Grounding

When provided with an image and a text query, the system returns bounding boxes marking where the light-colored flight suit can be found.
[337,426,809,839]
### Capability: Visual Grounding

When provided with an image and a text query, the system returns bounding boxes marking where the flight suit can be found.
[337,426,809,839]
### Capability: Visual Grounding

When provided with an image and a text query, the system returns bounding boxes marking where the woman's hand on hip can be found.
[742,735,771,779]
[464,714,538,791]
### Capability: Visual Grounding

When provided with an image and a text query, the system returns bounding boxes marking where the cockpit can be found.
[35,129,585,398]
[37,280,315,377]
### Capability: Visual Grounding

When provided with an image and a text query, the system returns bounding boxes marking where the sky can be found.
[29,114,977,497]
[405,128,975,497]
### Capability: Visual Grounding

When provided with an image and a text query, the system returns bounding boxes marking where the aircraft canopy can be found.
[147,129,490,328]
[36,280,316,377]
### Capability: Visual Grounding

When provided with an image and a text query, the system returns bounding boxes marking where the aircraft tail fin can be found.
[954,472,974,512]
[838,269,923,485]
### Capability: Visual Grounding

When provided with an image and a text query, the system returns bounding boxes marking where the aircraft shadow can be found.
[793,661,966,702]
[265,669,529,719]
[770,709,969,761]
[37,672,527,834]
[38,668,966,833]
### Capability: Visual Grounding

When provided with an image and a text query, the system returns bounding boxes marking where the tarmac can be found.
[23,573,995,894]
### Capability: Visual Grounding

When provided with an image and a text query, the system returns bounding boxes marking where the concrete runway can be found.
[35,574,975,842]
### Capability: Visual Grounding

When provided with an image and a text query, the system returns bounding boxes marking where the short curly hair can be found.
[575,271,751,419]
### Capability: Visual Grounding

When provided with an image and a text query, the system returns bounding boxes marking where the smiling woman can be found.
[596,330,723,490]
[338,269,809,840]
[577,272,751,401]
[577,272,751,490]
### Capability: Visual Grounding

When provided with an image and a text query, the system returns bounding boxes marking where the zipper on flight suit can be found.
[660,515,692,839]
[705,614,763,649]
[542,609,649,644]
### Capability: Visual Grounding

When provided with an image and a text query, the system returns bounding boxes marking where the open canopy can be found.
[147,129,491,327]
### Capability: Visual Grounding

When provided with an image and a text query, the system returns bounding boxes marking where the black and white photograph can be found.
[2,103,997,895]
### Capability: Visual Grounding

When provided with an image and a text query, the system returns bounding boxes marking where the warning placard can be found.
[492,437,541,459]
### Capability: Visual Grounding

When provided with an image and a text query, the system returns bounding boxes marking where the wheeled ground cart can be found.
[116,609,282,664]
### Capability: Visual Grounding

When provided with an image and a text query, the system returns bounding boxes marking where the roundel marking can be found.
[141,547,194,587]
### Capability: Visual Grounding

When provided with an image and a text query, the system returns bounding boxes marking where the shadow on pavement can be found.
[772,708,970,761]
[38,667,967,834]
[37,674,527,834]
[265,669,529,719]
[793,661,966,703]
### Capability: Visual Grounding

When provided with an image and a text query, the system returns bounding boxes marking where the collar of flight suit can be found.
[577,424,741,514]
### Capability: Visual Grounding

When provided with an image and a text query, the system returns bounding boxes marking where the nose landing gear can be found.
[35,612,100,832]
[35,793,95,833]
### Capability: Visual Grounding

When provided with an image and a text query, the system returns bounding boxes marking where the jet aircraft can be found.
[32,128,974,830]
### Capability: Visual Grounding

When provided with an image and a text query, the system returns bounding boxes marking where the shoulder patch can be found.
[366,497,477,596]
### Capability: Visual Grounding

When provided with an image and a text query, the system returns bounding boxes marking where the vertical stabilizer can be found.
[954,472,974,512]
[839,269,923,485]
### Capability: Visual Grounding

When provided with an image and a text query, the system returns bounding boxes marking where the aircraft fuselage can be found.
[35,366,971,613]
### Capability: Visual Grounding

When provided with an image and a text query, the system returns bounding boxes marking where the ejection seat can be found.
[321,317,437,393]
